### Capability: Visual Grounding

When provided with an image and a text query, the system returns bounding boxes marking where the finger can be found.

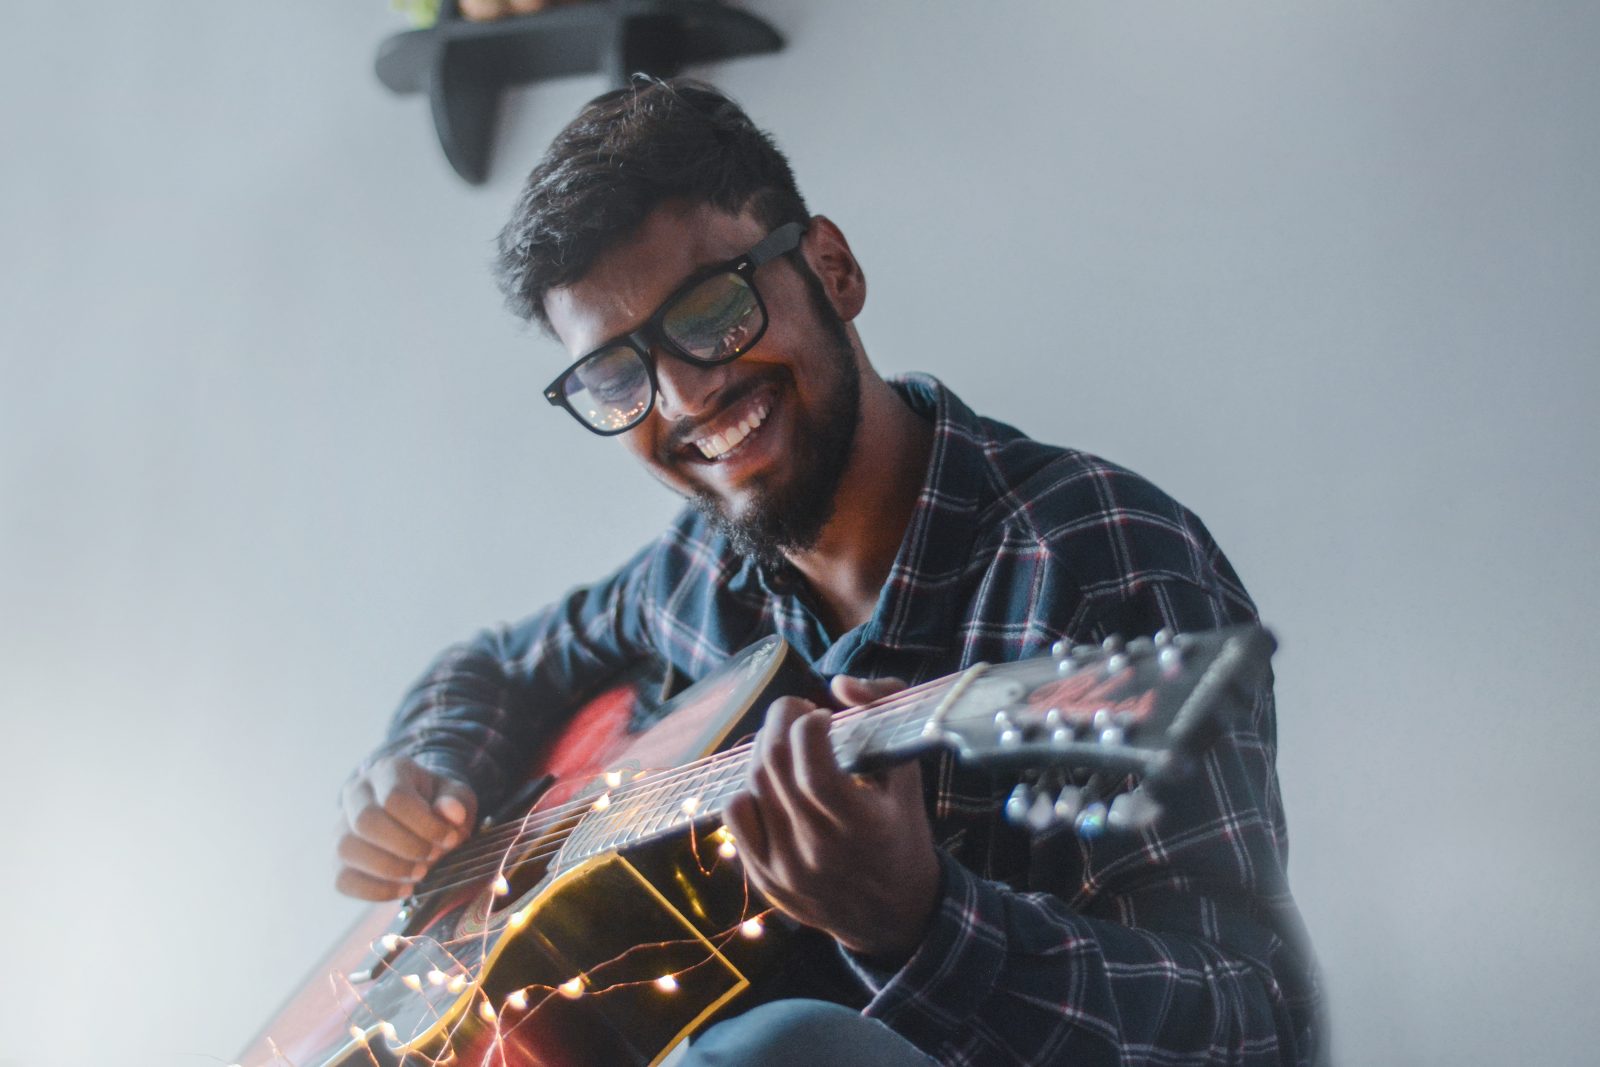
[348,802,436,863]
[883,759,925,806]
[368,760,461,847]
[787,709,853,824]
[753,697,819,795]
[829,675,908,708]
[722,794,802,916]
[335,867,414,902]
[723,791,769,867]
[745,755,805,869]
[755,697,815,766]
[433,780,477,832]
[337,831,430,883]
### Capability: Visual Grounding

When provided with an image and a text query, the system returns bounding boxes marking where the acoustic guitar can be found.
[238,624,1274,1067]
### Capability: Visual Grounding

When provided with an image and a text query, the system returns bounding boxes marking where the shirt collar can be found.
[865,373,996,654]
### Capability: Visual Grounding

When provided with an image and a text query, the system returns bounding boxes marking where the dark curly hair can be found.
[495,77,810,331]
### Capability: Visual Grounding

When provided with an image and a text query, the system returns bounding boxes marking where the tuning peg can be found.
[1004,782,1034,825]
[1091,709,1125,745]
[1101,635,1125,654]
[1153,628,1173,645]
[1158,645,1183,678]
[1108,790,1162,830]
[994,711,1021,747]
[1044,708,1075,746]
[1105,652,1130,675]
[1050,639,1071,660]
[1126,636,1155,657]
[1075,801,1109,838]
[1053,785,1083,823]
[1025,791,1060,832]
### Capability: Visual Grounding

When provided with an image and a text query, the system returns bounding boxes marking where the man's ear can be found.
[800,215,867,322]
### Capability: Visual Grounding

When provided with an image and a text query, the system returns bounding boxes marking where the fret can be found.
[559,685,953,866]
[834,689,939,770]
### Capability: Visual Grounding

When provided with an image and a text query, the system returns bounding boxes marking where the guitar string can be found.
[411,697,938,899]
[401,681,947,896]
[413,640,1146,902]
[415,699,873,873]
[423,673,949,866]
[407,691,946,900]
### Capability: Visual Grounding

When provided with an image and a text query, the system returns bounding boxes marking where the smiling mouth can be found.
[692,394,773,461]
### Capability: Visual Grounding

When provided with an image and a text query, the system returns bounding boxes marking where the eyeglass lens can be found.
[562,271,765,432]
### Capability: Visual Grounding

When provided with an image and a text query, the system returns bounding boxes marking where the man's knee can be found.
[680,999,935,1067]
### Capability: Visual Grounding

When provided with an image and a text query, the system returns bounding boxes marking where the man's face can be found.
[544,203,862,564]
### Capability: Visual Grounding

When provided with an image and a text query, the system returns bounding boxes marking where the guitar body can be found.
[240,624,1276,1067]
[240,636,827,1067]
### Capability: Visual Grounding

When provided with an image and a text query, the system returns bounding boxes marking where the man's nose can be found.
[652,350,728,421]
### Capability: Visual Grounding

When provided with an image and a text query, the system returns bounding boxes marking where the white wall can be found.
[2,3,1596,1065]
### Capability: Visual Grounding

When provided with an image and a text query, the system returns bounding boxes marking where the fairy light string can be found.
[406,676,950,901]
[311,670,979,1067]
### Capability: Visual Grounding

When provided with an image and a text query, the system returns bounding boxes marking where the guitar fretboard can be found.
[554,685,945,866]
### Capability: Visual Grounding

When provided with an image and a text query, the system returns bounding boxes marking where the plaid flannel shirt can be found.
[378,375,1322,1066]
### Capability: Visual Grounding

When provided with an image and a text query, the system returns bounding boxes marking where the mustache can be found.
[656,373,781,459]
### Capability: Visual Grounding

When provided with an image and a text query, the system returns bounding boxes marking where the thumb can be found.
[430,777,478,830]
[830,674,908,708]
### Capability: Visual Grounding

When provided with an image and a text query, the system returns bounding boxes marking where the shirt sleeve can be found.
[847,576,1321,1066]
[356,541,661,815]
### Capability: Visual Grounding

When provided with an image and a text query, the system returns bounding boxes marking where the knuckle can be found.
[351,806,389,841]
[767,697,813,723]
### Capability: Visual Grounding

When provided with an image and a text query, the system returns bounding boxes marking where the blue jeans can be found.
[679,999,939,1066]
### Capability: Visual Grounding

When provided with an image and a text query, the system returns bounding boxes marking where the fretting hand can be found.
[335,755,479,900]
[723,676,942,965]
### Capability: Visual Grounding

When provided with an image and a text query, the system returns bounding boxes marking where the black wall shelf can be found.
[375,0,785,185]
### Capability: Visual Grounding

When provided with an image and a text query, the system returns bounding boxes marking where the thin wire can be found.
[408,682,945,901]
[425,676,946,868]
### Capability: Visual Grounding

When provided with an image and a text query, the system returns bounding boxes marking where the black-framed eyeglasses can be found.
[543,221,807,435]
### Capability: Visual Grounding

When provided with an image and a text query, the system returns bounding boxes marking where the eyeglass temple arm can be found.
[746,221,806,269]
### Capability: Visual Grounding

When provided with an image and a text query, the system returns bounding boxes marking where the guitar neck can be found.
[558,682,951,866]
[554,625,1272,867]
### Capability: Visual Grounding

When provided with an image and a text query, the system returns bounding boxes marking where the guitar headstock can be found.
[922,624,1275,837]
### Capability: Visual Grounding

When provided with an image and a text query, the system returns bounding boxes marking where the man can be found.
[336,79,1321,1065]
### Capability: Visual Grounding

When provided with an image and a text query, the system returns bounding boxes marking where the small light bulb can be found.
[558,976,585,999]
[740,918,764,939]
[506,990,528,1010]
[378,1021,398,1042]
[479,1000,496,1022]
[509,906,532,928]
[592,792,612,812]
[447,974,469,994]
[681,796,701,816]
[401,974,423,992]
[380,933,402,951]
[655,974,679,993]
[427,969,446,986]
[604,770,623,788]
[492,874,511,896]
[347,1025,367,1043]
[718,840,738,860]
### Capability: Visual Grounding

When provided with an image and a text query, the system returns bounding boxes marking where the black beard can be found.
[691,282,861,570]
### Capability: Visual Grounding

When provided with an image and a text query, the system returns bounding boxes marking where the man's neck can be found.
[783,374,934,638]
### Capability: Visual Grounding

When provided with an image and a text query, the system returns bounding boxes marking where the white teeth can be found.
[695,399,771,460]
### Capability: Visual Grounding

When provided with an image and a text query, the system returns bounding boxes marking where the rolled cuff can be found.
[844,850,1010,1052]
